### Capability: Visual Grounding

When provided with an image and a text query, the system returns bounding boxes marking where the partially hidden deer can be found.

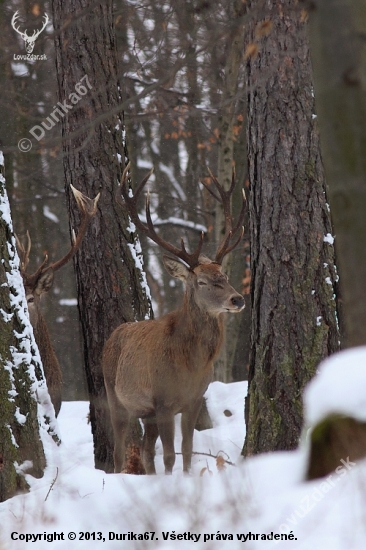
[16,186,99,417]
[102,165,245,474]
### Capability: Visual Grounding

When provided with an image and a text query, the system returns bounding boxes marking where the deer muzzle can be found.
[226,293,245,312]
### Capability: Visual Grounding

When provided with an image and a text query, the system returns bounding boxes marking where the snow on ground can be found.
[304,347,366,426]
[1,350,366,549]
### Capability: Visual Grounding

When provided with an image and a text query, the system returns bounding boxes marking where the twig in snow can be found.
[176,450,235,467]
[44,467,58,501]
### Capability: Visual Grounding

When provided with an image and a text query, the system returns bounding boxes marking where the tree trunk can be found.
[306,0,366,348]
[243,1,340,455]
[52,0,152,472]
[306,414,366,480]
[0,157,58,501]
[214,2,246,382]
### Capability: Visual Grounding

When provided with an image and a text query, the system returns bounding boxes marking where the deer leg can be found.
[181,399,202,473]
[106,390,130,473]
[156,410,175,474]
[142,417,159,475]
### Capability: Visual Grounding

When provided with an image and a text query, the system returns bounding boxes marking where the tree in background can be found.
[306,0,366,348]
[243,1,340,455]
[301,0,366,483]
[0,156,59,501]
[51,0,153,472]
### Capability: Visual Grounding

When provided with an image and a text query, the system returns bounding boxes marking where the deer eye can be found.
[213,283,224,289]
[27,297,34,304]
[198,281,207,286]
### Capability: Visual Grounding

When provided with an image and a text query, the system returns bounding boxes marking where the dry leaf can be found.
[200,464,213,476]
[244,43,258,60]
[255,20,273,38]
[216,455,226,472]
[300,9,308,23]
[32,4,41,16]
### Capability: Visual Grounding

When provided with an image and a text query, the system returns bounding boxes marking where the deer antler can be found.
[48,186,100,272]
[16,230,50,285]
[16,187,100,285]
[119,163,204,269]
[15,228,49,286]
[201,168,246,264]
[15,231,32,274]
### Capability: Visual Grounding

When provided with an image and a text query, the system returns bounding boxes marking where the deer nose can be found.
[231,295,245,309]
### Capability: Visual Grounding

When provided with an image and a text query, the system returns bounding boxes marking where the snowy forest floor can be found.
[1,356,366,549]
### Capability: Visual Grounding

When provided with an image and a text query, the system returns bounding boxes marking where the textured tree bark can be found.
[0,161,52,502]
[243,1,340,455]
[306,0,366,348]
[52,0,152,472]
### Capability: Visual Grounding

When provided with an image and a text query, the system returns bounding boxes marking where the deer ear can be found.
[34,268,54,296]
[162,256,190,281]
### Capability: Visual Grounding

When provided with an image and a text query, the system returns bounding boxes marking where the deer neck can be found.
[175,288,224,364]
[32,311,60,380]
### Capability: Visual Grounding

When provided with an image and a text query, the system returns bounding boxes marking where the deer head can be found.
[118,162,246,317]
[11,11,49,54]
[161,254,245,316]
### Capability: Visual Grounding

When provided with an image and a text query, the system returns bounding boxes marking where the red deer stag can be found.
[103,166,245,475]
[16,187,100,416]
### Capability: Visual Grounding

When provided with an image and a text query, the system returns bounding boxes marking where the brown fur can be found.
[102,257,244,474]
[24,274,63,417]
[32,311,62,416]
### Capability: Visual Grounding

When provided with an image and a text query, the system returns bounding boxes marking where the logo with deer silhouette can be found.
[11,10,48,55]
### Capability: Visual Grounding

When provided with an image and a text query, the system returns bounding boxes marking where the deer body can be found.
[103,260,243,474]
[105,311,222,419]
[103,163,246,474]
[30,298,63,416]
